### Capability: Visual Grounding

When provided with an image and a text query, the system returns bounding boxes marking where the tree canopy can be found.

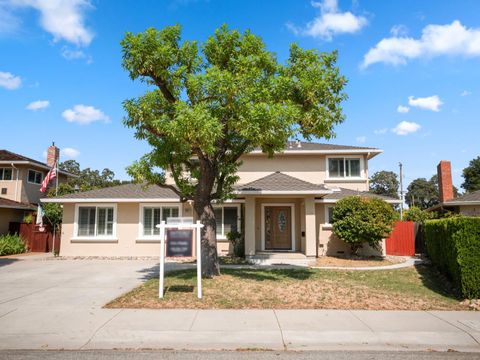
[405,177,439,209]
[462,156,480,193]
[369,170,399,199]
[120,24,348,276]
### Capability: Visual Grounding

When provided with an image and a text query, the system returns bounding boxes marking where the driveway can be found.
[0,254,159,349]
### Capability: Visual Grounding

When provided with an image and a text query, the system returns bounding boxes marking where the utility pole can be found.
[399,162,404,220]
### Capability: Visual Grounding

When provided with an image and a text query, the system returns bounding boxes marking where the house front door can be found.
[265,206,292,250]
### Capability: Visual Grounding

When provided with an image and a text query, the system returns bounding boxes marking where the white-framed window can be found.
[213,205,240,239]
[27,169,43,185]
[325,205,335,225]
[74,204,117,239]
[139,204,181,238]
[0,168,13,181]
[326,157,363,179]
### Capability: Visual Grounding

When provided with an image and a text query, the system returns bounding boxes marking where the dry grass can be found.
[106,264,468,311]
[315,255,403,268]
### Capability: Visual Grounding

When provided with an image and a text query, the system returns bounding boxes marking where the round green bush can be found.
[332,196,398,254]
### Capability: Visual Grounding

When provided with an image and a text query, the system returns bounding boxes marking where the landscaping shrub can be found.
[226,231,245,258]
[424,217,480,299]
[404,206,434,223]
[0,234,27,256]
[332,196,398,254]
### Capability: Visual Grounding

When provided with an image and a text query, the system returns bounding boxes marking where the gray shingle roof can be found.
[0,197,36,210]
[236,172,331,193]
[49,183,179,200]
[253,141,379,152]
[445,190,480,203]
[323,187,401,202]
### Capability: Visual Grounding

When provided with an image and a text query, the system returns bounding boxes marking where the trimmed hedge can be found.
[424,217,480,299]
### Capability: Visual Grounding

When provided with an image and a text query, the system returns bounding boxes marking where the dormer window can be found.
[327,157,362,179]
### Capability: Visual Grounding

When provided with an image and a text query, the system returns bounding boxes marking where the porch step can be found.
[247,252,312,267]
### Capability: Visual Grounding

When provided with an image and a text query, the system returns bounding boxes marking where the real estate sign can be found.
[166,229,193,257]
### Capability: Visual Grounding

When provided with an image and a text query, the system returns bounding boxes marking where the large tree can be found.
[405,177,439,209]
[462,156,480,193]
[120,25,347,277]
[369,170,399,199]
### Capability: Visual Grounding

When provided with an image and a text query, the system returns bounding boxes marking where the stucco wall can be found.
[166,153,370,191]
[0,208,25,235]
[459,205,480,217]
[59,202,230,257]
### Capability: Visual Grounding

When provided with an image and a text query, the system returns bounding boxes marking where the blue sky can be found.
[1,0,479,190]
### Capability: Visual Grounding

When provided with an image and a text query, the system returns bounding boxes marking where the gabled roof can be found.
[41,183,180,203]
[318,187,401,204]
[0,197,36,210]
[249,142,382,159]
[235,172,332,195]
[444,190,480,205]
[0,150,76,177]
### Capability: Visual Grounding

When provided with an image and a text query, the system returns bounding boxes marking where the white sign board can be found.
[156,219,204,299]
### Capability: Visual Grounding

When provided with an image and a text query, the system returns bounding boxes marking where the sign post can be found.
[157,219,204,299]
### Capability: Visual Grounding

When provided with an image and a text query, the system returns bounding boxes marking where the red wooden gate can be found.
[385,221,415,256]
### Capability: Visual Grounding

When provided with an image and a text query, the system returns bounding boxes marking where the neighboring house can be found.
[42,142,400,263]
[428,160,480,217]
[0,145,75,235]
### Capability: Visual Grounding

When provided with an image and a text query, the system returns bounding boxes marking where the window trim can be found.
[213,204,241,240]
[137,203,182,241]
[72,203,117,241]
[325,156,364,180]
[0,167,13,181]
[323,205,335,229]
[27,169,44,185]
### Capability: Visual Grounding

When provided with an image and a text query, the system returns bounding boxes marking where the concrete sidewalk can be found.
[1,257,479,352]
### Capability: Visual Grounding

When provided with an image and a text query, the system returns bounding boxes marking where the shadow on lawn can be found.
[414,263,462,301]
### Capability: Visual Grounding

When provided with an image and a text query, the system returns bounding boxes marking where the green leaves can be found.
[332,196,398,254]
[121,24,347,201]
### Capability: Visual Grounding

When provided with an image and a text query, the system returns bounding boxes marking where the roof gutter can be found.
[0,161,77,178]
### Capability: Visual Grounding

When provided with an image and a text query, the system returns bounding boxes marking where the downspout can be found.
[11,163,19,202]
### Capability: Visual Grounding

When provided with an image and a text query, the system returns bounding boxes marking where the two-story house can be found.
[0,145,74,235]
[43,142,399,262]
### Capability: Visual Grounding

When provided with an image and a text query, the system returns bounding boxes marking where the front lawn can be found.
[106,265,467,310]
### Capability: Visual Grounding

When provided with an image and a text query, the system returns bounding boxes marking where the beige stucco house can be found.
[42,142,399,263]
[0,145,73,235]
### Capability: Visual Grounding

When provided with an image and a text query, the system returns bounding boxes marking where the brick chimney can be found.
[437,160,453,203]
[47,142,59,168]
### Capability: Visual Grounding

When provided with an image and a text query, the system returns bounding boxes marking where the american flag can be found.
[40,162,57,193]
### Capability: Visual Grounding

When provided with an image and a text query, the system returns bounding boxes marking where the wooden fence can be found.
[9,222,60,253]
[385,221,415,256]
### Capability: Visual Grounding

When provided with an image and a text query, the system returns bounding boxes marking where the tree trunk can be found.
[194,198,220,278]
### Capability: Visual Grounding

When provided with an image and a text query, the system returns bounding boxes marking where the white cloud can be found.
[374,128,388,135]
[356,136,366,143]
[26,99,49,110]
[61,46,93,63]
[460,90,471,96]
[5,0,94,46]
[362,20,480,68]
[62,104,109,124]
[397,105,410,113]
[61,147,80,159]
[0,71,21,89]
[287,0,367,41]
[408,95,443,112]
[390,24,408,37]
[392,121,421,135]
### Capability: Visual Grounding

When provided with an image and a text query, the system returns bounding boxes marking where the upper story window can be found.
[27,169,43,185]
[327,157,362,179]
[76,205,116,238]
[0,168,13,181]
[214,205,240,238]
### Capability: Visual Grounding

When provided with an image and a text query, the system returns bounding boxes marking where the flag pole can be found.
[52,143,59,255]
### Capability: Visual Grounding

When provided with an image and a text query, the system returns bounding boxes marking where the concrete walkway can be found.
[1,256,479,352]
[312,256,425,271]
